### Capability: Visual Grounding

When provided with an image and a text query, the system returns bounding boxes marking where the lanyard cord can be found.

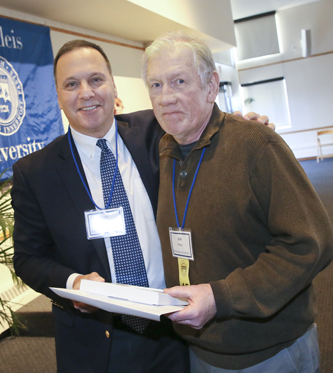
[67,121,119,210]
[172,147,206,229]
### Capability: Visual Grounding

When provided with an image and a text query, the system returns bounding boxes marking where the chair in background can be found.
[317,129,333,162]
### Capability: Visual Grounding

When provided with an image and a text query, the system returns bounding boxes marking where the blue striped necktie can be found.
[97,138,149,333]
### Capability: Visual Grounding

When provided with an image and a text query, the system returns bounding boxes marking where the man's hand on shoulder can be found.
[164,283,217,329]
[234,111,276,130]
[72,272,105,313]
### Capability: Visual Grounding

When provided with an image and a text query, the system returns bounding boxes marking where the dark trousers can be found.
[107,318,190,373]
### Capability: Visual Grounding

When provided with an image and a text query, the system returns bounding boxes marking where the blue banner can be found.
[0,17,64,180]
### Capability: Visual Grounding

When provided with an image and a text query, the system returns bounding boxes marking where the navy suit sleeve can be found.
[12,135,110,306]
[12,159,74,304]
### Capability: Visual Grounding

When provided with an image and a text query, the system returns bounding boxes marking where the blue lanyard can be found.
[172,147,206,229]
[67,121,119,210]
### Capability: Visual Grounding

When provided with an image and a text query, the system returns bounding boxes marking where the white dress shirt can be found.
[67,120,166,289]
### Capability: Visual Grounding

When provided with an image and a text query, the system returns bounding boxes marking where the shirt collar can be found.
[70,119,116,159]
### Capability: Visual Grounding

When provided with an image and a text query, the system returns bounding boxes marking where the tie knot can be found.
[96,139,108,151]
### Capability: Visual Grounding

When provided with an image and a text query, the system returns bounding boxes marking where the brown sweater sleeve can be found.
[211,132,333,320]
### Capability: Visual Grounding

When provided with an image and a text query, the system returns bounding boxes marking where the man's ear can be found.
[57,95,63,111]
[112,77,118,99]
[207,71,219,103]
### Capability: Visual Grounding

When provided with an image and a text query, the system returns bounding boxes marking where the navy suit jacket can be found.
[12,110,164,372]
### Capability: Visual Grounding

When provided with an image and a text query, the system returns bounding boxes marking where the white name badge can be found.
[85,207,126,240]
[169,228,194,261]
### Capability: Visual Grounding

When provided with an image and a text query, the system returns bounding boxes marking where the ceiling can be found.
[0,0,322,45]
[0,0,183,44]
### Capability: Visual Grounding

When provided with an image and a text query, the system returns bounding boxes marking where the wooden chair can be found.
[317,129,333,162]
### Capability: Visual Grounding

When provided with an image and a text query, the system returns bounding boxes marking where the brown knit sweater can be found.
[157,104,333,369]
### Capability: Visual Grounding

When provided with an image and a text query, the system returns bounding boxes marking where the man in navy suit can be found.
[12,39,271,372]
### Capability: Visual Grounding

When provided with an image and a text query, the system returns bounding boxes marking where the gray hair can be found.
[142,31,216,89]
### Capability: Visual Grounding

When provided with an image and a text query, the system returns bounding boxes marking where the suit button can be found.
[105,330,110,338]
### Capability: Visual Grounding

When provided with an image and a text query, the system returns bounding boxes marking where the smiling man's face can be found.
[56,47,117,138]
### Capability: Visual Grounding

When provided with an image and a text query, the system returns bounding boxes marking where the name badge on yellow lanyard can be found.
[169,228,193,286]
[170,147,206,287]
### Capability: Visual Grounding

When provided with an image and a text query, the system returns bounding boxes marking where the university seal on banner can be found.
[0,56,26,136]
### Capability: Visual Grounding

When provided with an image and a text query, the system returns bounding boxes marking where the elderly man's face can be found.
[56,47,117,138]
[147,48,218,145]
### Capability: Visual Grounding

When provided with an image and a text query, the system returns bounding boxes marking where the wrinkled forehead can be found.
[148,47,196,74]
[151,43,195,64]
[147,49,203,90]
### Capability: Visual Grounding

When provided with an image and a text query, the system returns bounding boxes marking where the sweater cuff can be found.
[210,280,233,320]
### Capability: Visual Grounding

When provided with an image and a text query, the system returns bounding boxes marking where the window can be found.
[234,11,280,61]
[241,77,291,130]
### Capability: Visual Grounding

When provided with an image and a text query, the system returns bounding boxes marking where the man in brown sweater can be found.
[142,31,333,372]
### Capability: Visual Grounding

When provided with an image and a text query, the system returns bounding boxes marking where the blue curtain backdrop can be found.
[0,17,63,180]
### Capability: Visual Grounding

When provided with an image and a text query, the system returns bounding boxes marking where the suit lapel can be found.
[55,135,111,280]
[117,119,159,213]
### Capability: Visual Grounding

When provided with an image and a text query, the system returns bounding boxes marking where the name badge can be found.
[85,207,126,240]
[169,228,194,261]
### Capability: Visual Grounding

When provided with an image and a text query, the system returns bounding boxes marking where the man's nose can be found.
[79,81,95,100]
[159,85,177,106]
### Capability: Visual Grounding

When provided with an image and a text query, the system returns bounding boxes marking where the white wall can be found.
[237,0,333,159]
[114,76,151,114]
